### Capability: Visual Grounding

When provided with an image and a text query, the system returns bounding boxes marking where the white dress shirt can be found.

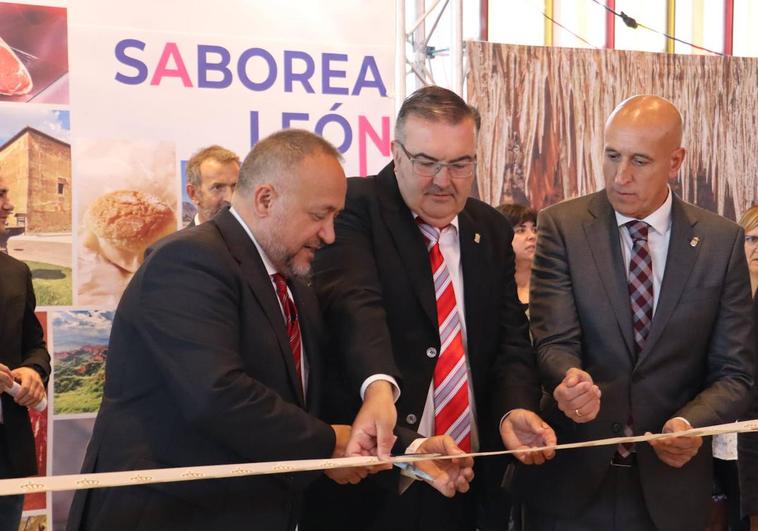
[614,188,673,315]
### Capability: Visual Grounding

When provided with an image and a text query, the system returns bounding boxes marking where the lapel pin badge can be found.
[690,236,700,247]
[474,233,481,244]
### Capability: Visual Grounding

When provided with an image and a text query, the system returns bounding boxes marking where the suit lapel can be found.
[635,196,699,368]
[582,193,635,358]
[213,208,305,406]
[289,281,317,410]
[376,164,437,327]
[458,208,484,373]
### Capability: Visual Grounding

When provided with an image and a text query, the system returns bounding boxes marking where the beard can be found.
[257,229,317,281]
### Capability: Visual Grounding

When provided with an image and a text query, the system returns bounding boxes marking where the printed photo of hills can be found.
[52,310,112,414]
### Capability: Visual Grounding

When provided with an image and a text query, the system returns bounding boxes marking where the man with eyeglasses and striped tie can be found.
[301,86,556,531]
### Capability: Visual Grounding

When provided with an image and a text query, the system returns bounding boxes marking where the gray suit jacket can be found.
[515,191,754,531]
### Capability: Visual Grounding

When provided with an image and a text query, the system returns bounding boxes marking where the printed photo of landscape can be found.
[52,310,112,414]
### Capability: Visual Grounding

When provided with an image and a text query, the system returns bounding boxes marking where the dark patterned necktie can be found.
[626,220,654,354]
[619,220,654,457]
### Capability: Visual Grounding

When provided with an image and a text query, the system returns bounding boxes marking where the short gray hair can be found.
[395,85,480,142]
[237,129,342,193]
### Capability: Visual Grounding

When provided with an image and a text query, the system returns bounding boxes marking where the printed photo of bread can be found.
[75,139,177,307]
[82,190,174,273]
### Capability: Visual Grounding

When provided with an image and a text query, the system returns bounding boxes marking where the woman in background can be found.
[709,205,758,531]
[495,204,538,306]
[496,203,537,531]
[739,206,758,295]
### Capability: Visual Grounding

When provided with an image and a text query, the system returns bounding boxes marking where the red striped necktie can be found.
[417,220,472,452]
[272,273,303,392]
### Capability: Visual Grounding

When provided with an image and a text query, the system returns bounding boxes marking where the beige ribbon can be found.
[1,419,756,496]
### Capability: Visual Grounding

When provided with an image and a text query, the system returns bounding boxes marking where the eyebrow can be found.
[604,148,652,160]
[412,151,475,163]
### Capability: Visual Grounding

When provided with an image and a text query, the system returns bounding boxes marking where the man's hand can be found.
[325,424,371,485]
[500,409,557,465]
[10,367,45,408]
[346,380,397,459]
[647,417,702,468]
[553,368,601,423]
[0,363,12,392]
[411,435,474,497]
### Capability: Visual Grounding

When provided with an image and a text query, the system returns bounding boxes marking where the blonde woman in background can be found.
[739,206,758,295]
[709,205,758,531]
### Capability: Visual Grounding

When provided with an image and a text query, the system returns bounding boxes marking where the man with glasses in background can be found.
[301,86,555,531]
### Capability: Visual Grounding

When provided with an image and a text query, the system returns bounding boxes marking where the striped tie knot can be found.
[626,220,649,243]
[416,218,451,250]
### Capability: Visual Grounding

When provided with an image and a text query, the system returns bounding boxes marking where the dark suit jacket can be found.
[0,252,50,478]
[516,191,755,531]
[738,296,758,519]
[300,163,540,531]
[66,208,336,531]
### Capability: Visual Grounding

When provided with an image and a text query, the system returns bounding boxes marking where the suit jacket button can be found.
[426,347,437,358]
[406,414,417,424]
[612,422,622,434]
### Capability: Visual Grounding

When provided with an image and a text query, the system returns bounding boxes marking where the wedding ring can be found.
[575,408,582,417]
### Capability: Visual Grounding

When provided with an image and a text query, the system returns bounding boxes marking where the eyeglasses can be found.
[395,141,476,179]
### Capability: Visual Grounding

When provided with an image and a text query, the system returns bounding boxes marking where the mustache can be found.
[424,184,453,194]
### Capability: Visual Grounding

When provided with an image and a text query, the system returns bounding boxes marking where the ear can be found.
[391,141,403,170]
[252,183,276,218]
[669,147,686,177]
[186,182,198,203]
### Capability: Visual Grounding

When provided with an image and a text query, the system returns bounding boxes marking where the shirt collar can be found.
[229,206,279,277]
[412,212,460,233]
[615,187,673,236]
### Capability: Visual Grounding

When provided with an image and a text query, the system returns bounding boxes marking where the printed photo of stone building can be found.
[0,109,72,306]
[0,126,71,233]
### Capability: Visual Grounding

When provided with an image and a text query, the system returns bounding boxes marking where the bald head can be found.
[603,95,686,220]
[606,95,683,151]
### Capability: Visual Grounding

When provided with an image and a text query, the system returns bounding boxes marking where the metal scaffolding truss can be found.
[395,0,463,107]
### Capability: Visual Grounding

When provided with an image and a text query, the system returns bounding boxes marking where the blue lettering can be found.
[198,45,232,89]
[238,48,277,91]
[114,39,148,85]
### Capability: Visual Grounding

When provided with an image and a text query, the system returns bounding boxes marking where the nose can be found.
[614,161,633,185]
[1,198,13,213]
[220,187,234,202]
[432,165,453,187]
[320,217,337,245]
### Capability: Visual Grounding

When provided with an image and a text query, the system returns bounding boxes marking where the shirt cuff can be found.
[360,375,401,402]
